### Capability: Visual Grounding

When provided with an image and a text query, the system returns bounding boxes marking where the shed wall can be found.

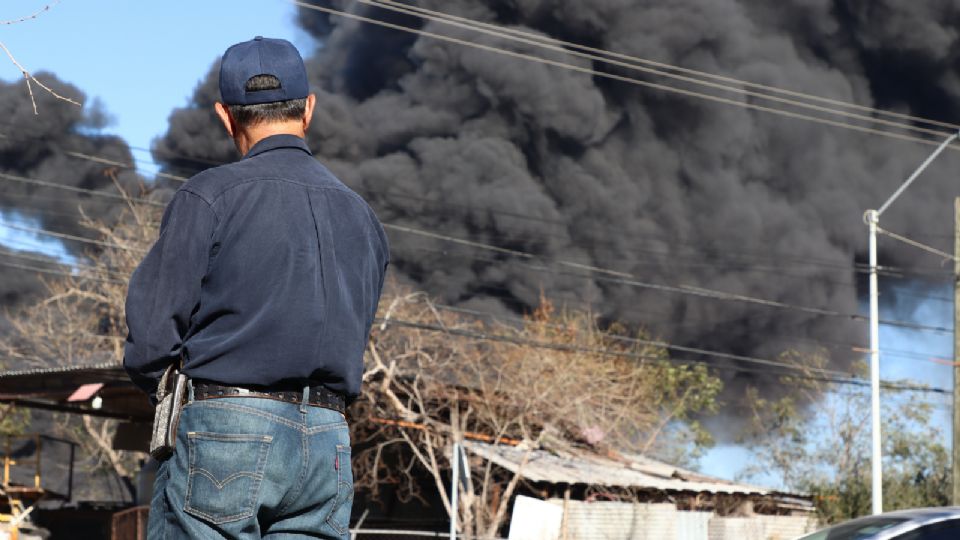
[506,500,817,540]
[707,515,816,540]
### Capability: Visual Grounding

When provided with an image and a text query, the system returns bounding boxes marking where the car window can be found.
[894,519,960,540]
[797,517,909,540]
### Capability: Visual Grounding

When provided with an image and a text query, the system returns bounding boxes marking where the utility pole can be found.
[866,130,960,515]
[866,208,882,515]
[954,197,960,506]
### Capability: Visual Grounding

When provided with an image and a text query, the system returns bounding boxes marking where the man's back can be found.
[173,135,386,399]
[124,134,388,402]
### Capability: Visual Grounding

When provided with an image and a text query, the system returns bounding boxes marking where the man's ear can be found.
[214,102,236,138]
[302,94,316,132]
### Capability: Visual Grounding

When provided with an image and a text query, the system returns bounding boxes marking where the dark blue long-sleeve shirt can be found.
[123,134,389,402]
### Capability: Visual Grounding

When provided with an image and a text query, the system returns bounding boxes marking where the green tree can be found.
[741,352,950,524]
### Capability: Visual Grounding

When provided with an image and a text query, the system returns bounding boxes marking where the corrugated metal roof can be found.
[0,359,150,422]
[462,440,807,500]
[0,360,121,380]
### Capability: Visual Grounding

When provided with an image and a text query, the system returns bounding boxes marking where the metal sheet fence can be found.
[507,497,817,540]
[352,530,502,540]
[707,516,815,540]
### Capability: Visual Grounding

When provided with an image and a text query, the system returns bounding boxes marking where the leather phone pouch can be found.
[150,366,188,460]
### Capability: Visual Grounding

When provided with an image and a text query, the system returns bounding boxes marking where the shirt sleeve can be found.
[123,190,218,399]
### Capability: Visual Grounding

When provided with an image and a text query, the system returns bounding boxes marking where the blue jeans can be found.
[148,392,353,539]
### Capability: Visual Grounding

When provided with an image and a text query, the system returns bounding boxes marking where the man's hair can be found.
[227,75,307,127]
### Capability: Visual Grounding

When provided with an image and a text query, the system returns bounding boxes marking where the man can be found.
[124,36,389,539]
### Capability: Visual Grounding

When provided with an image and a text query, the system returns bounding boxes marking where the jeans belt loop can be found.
[300,384,311,413]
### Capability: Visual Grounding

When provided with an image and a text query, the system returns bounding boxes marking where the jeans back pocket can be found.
[184,432,273,524]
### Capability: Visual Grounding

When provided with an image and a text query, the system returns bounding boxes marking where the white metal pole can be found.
[867,209,883,515]
[450,442,460,540]
[861,131,957,516]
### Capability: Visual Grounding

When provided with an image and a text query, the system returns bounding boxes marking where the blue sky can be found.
[701,280,954,484]
[0,210,74,261]
[0,0,309,175]
[1,0,954,487]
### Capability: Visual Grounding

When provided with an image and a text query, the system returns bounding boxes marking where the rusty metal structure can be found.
[110,506,148,540]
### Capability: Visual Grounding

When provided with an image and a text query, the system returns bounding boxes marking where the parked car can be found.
[797,508,960,540]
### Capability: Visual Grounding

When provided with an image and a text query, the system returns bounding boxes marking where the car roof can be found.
[866,508,960,539]
[839,507,960,523]
[879,507,960,522]
[810,508,960,540]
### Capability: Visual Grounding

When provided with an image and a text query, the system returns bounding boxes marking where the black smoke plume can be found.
[0,73,142,308]
[154,1,960,406]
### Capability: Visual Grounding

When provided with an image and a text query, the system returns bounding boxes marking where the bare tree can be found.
[0,180,156,485]
[354,292,722,536]
[1,1,82,114]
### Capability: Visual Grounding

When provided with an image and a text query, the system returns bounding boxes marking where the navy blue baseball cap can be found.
[219,36,309,105]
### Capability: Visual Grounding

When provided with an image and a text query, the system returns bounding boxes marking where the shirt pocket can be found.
[184,432,273,524]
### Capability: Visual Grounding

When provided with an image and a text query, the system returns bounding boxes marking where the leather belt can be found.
[191,382,346,414]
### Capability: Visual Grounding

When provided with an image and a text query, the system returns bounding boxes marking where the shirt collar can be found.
[242,134,313,160]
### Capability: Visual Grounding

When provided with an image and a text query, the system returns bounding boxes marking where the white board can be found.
[508,495,564,540]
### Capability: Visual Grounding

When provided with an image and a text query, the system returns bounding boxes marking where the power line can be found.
[2,247,72,267]
[0,257,124,284]
[0,170,165,207]
[385,223,953,334]
[428,302,859,376]
[11,128,947,281]
[0,194,105,220]
[0,131,955,283]
[0,169,952,296]
[877,225,957,263]
[361,0,956,141]
[0,251,856,381]
[0,246,868,382]
[0,248,128,278]
[400,235,952,305]
[0,168,951,333]
[373,316,949,395]
[0,241,946,391]
[398,256,870,363]
[0,259,74,279]
[0,222,146,253]
[60,150,187,184]
[416,265,954,370]
[435,299,846,346]
[1,171,953,292]
[436,301,955,371]
[5,209,949,337]
[1,140,954,331]
[0,257,946,399]
[377,316,843,380]
[294,0,960,151]
[0,166,868,278]
[3,161,940,281]
[366,0,960,133]
[0,237,889,382]
[402,268,940,384]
